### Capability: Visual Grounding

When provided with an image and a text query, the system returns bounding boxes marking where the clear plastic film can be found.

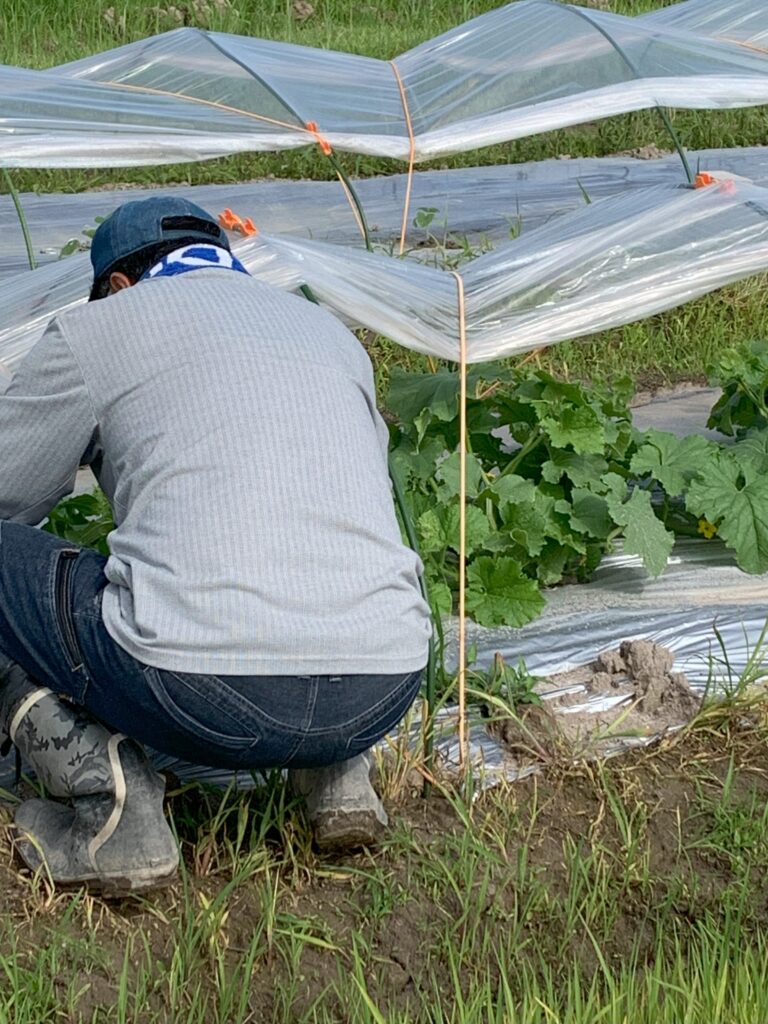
[5,179,768,373]
[643,0,768,50]
[0,63,310,169]
[392,2,768,156]
[258,179,768,362]
[2,2,768,166]
[4,146,768,281]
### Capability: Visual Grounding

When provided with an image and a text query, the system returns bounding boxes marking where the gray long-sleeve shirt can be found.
[0,269,431,675]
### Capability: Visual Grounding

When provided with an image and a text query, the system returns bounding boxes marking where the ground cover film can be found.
[1,0,768,1020]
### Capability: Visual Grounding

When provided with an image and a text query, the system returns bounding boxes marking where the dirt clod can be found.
[491,641,701,773]
[292,0,315,21]
[596,649,626,675]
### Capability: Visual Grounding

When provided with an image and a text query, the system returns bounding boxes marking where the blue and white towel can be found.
[142,243,250,282]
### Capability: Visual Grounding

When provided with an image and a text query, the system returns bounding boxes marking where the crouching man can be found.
[0,198,430,893]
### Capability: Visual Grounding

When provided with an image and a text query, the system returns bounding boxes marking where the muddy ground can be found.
[1,698,768,1021]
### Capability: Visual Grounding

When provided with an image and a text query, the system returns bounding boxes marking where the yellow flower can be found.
[698,517,717,539]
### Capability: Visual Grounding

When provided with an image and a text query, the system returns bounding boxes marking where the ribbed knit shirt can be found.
[0,270,431,675]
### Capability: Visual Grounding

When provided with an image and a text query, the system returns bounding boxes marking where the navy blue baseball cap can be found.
[89,196,231,300]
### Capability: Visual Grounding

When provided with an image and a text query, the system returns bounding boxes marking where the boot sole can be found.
[313,809,386,853]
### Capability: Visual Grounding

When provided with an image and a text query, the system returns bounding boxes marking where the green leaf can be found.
[502,490,585,556]
[541,452,609,487]
[413,206,439,229]
[466,556,546,627]
[417,508,449,556]
[435,452,485,500]
[44,489,114,556]
[685,452,768,574]
[390,435,448,485]
[595,472,628,502]
[535,543,570,586]
[488,473,537,508]
[605,487,674,577]
[567,488,613,539]
[428,580,453,618]
[503,502,549,557]
[732,429,768,479]
[540,404,606,455]
[417,504,491,556]
[630,429,714,497]
[707,341,768,436]
[386,368,458,426]
[58,238,82,258]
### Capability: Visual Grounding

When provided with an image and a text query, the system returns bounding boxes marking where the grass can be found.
[3,690,768,1021]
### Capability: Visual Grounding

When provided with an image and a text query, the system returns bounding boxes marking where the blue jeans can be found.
[0,522,423,770]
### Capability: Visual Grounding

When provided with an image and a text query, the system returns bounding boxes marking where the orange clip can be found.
[218,208,258,236]
[694,172,736,195]
[694,172,715,188]
[305,120,333,156]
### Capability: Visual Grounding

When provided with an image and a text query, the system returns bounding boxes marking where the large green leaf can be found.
[540,404,606,455]
[488,473,537,508]
[417,504,491,556]
[502,490,586,556]
[630,429,714,497]
[685,452,768,574]
[466,557,546,627]
[606,487,674,577]
[707,340,768,437]
[386,367,458,425]
[732,429,768,478]
[535,542,570,586]
[389,435,449,485]
[427,580,453,618]
[435,452,486,500]
[541,451,609,488]
[565,489,613,540]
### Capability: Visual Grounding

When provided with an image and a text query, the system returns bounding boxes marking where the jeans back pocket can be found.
[143,666,264,754]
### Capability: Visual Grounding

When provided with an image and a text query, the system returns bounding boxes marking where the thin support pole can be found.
[3,169,37,271]
[450,271,469,772]
[325,150,373,252]
[104,75,373,253]
[390,60,417,257]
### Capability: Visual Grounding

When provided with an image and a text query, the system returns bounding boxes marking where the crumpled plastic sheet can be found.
[5,178,768,376]
[3,2,768,166]
[4,146,768,280]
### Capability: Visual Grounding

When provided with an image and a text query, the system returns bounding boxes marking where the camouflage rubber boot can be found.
[0,663,178,894]
[289,752,388,852]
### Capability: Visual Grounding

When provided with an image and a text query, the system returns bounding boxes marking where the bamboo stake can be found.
[450,271,468,770]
